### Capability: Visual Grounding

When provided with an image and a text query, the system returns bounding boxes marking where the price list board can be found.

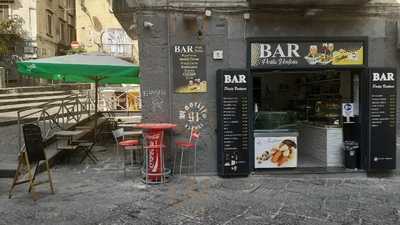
[368,68,397,170]
[217,69,251,177]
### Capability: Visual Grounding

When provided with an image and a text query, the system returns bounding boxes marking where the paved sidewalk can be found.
[1,153,400,225]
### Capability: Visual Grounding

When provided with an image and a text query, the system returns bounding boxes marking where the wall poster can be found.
[173,44,207,93]
[249,38,367,69]
[255,136,298,168]
[367,68,397,170]
[217,69,251,177]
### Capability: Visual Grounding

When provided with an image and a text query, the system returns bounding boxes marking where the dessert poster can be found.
[255,136,298,168]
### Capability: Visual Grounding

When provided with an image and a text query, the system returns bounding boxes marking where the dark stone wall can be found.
[134,10,400,173]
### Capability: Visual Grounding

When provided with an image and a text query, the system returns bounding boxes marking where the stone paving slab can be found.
[0,150,400,225]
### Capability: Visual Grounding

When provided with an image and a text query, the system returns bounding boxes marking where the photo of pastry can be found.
[255,136,298,168]
[175,80,207,93]
[304,43,363,66]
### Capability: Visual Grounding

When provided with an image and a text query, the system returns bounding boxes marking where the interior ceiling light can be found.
[304,8,323,17]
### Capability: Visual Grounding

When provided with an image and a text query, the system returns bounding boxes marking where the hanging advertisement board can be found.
[173,44,207,93]
[249,38,367,69]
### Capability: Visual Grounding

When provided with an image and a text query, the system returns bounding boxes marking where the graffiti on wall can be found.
[142,88,167,113]
[179,102,208,130]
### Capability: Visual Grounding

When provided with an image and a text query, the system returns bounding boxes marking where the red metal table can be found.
[134,123,176,183]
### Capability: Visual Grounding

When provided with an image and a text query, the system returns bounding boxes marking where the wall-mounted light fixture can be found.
[205,9,212,17]
[143,21,154,29]
[129,24,136,30]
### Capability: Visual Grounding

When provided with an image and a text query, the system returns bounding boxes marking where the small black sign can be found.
[173,44,207,93]
[249,39,366,69]
[217,69,251,177]
[23,124,46,163]
[368,68,397,170]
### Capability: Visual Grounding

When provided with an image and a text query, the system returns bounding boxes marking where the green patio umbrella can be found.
[16,54,140,141]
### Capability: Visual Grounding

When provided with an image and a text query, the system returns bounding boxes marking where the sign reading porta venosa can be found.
[249,39,366,69]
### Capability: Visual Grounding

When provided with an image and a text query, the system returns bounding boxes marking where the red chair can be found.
[112,128,141,176]
[174,128,200,176]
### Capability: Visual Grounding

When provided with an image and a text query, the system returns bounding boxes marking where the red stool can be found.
[119,139,140,176]
[174,128,200,176]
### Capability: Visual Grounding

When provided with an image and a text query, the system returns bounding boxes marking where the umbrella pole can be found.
[94,79,99,144]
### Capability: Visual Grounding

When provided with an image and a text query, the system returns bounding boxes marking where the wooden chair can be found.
[9,124,55,200]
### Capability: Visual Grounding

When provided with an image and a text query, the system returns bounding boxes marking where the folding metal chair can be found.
[112,128,141,176]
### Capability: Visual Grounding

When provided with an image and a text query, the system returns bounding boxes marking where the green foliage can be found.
[0,16,25,55]
[66,46,87,55]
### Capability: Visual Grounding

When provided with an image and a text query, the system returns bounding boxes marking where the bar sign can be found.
[368,68,397,170]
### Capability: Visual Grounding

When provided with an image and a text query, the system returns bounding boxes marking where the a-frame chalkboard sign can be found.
[8,124,55,200]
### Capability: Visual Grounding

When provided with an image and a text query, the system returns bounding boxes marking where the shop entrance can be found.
[253,69,361,169]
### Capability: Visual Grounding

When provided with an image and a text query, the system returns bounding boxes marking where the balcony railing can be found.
[249,0,371,6]
[102,44,135,59]
[113,0,139,13]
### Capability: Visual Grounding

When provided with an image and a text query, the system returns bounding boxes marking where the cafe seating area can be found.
[14,111,200,197]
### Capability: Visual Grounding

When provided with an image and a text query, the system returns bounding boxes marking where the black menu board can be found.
[368,68,397,170]
[217,69,251,177]
[173,45,207,93]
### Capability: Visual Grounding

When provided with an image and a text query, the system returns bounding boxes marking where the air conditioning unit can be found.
[0,67,6,88]
[397,21,400,50]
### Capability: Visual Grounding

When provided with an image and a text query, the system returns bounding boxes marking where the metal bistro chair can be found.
[174,128,200,176]
[112,128,141,176]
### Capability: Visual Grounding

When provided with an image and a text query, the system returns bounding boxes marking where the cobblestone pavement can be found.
[1,153,400,225]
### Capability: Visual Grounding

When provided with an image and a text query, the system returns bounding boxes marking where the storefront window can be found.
[253,70,358,169]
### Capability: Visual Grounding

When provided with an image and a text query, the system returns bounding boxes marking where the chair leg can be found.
[179,149,184,176]
[28,162,40,193]
[130,149,134,169]
[116,144,120,166]
[46,159,55,194]
[24,153,37,201]
[144,148,148,186]
[194,147,197,176]
[9,158,23,199]
[123,150,126,177]
[173,147,178,175]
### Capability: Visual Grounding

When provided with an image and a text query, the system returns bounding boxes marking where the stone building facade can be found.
[0,0,76,86]
[114,0,400,174]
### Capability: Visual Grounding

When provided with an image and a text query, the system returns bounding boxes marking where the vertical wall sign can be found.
[368,68,397,170]
[173,45,207,93]
[217,69,251,177]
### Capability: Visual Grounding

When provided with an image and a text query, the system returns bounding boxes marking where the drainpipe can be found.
[167,0,172,123]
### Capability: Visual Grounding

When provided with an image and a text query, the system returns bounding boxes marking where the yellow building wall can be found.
[75,0,139,63]
[36,0,76,58]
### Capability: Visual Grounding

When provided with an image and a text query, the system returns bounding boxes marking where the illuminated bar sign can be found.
[248,38,367,69]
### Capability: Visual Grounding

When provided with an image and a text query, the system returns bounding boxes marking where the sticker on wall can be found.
[179,102,208,130]
[173,45,207,93]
